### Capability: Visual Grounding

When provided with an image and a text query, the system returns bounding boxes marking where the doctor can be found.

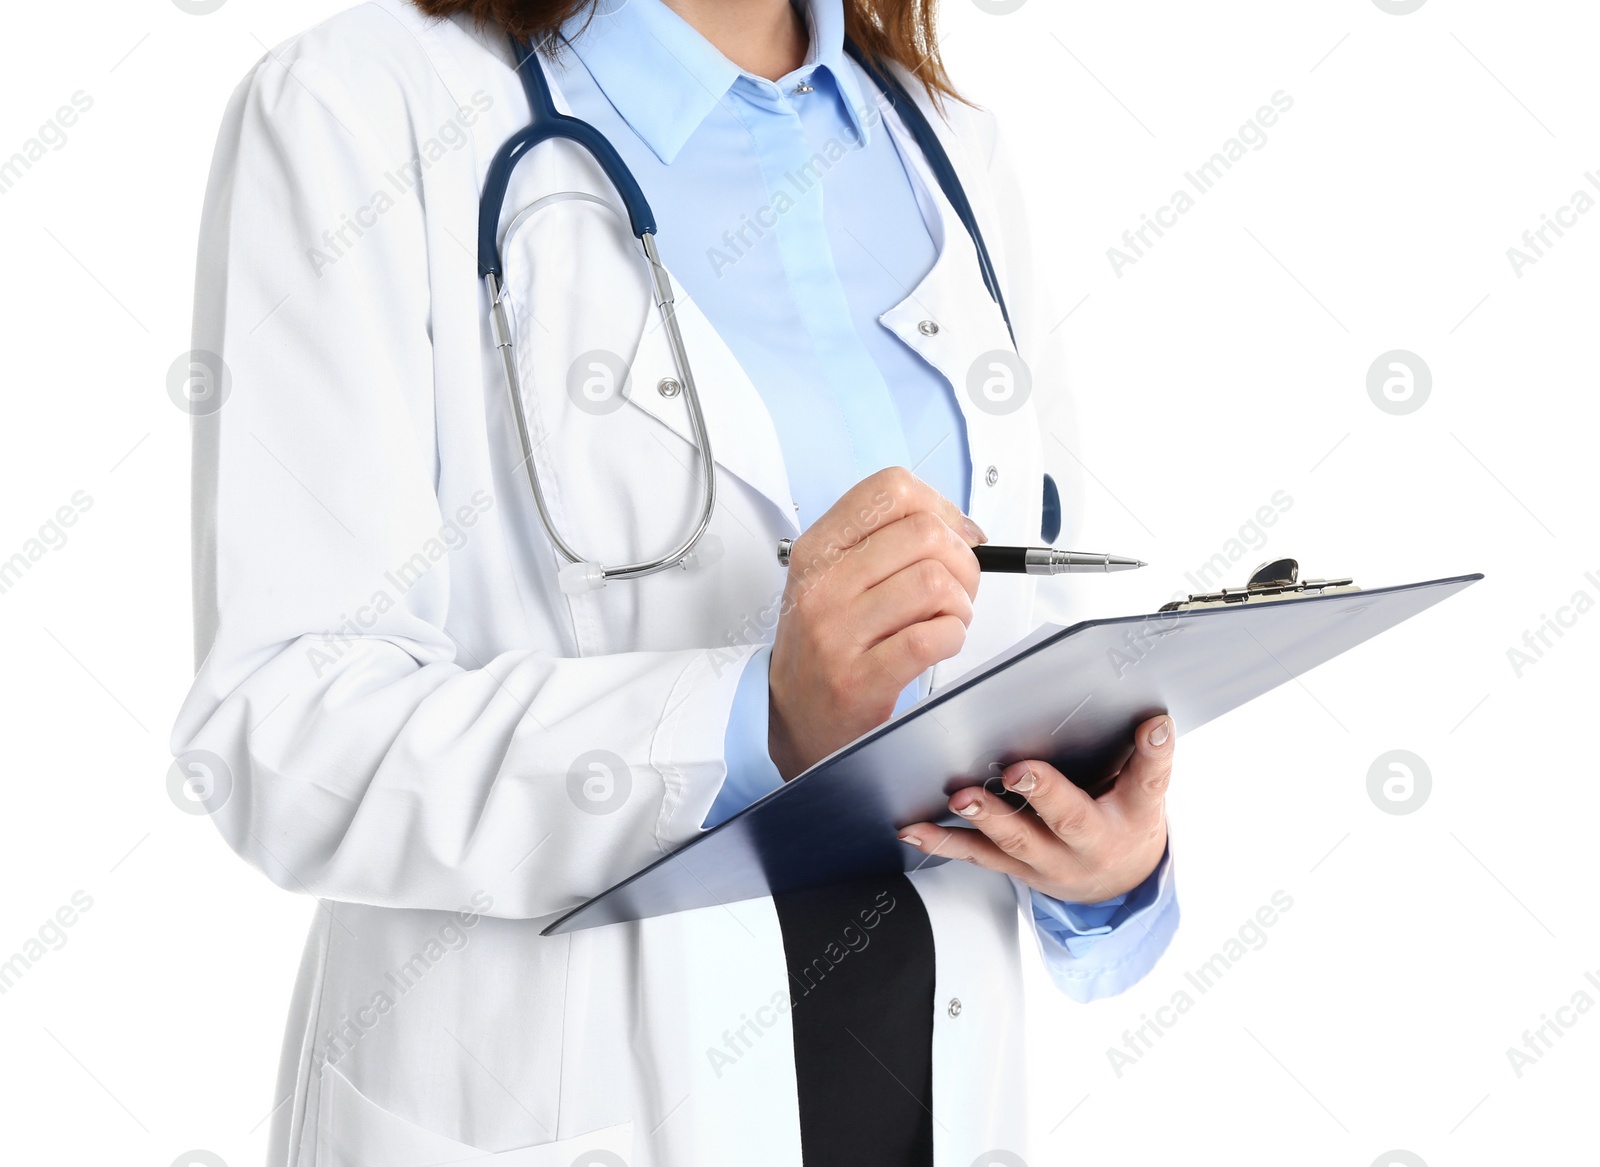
[173,0,1180,1164]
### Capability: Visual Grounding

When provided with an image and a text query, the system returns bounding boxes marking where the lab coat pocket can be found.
[315,1063,633,1167]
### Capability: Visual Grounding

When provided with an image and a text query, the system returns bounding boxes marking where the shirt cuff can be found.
[703,645,786,828]
[1020,844,1178,1002]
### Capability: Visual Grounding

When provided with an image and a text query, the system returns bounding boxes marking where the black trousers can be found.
[772,874,936,1167]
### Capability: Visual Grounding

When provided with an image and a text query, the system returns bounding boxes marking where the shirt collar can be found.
[563,0,875,165]
[802,0,874,145]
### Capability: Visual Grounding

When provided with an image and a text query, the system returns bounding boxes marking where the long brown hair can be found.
[413,0,957,101]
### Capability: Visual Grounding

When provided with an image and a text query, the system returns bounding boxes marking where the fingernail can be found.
[960,516,988,545]
[898,832,922,848]
[954,800,983,819]
[1148,718,1170,748]
[1004,767,1037,794]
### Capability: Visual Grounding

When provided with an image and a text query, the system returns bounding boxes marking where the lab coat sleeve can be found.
[171,42,751,922]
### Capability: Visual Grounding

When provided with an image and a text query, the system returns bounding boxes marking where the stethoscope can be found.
[479,36,1013,594]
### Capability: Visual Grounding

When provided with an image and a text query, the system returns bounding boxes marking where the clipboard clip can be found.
[1159,558,1360,612]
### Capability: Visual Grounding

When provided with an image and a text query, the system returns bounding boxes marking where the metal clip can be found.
[1158,558,1360,612]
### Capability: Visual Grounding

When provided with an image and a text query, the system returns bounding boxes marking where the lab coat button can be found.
[947,997,963,1018]
[917,320,940,336]
[657,377,682,398]
[984,465,999,487]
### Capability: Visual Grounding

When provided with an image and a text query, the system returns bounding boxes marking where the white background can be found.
[0,1,1594,1165]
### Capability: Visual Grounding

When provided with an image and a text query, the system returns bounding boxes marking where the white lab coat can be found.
[172,3,1117,1164]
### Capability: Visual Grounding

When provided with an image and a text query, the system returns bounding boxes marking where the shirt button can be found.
[947,998,963,1019]
[917,320,939,336]
[657,377,682,398]
[985,465,999,487]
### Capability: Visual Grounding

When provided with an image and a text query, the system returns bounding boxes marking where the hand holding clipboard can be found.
[544,559,1481,934]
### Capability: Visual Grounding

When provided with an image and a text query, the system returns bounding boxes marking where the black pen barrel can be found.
[972,545,1029,573]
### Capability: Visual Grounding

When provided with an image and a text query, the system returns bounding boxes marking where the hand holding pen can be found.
[765,469,1144,779]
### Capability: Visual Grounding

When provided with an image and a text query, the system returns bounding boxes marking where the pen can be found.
[775,539,1144,574]
[973,546,1145,575]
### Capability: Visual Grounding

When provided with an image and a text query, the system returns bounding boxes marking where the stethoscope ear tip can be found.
[679,532,723,573]
[558,562,607,595]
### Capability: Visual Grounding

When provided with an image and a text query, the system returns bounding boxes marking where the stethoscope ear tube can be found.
[485,232,718,590]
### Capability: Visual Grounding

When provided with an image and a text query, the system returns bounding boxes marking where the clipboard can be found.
[544,565,1482,935]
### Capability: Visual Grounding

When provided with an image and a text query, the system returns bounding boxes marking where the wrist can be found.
[767,686,804,781]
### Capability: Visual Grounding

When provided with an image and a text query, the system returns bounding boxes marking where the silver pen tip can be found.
[1039,550,1147,574]
[1102,555,1145,572]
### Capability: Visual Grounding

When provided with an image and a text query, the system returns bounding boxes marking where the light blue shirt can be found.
[556,0,1175,1001]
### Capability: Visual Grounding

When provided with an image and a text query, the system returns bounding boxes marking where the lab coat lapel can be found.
[873,90,1029,549]
[623,281,802,537]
